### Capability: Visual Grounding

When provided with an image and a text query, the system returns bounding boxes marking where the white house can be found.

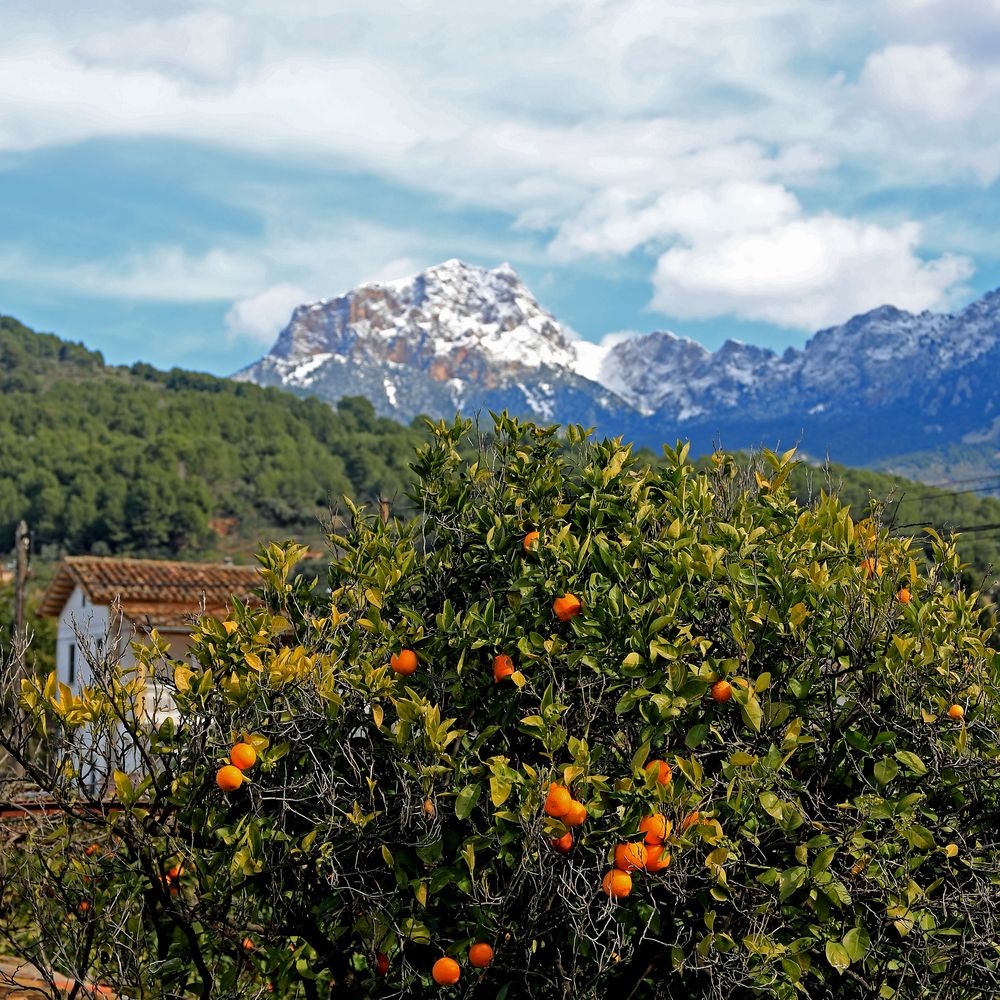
[40,556,262,706]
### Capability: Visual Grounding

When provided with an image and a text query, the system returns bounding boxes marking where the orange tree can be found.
[3,413,1000,999]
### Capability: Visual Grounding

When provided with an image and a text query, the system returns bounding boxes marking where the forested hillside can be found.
[2,313,998,594]
[0,315,427,558]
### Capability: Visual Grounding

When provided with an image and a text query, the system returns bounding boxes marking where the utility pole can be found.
[13,520,29,676]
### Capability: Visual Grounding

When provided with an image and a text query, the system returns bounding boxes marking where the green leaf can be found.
[740,694,764,733]
[843,926,870,962]
[893,750,927,776]
[811,846,837,877]
[454,784,481,820]
[685,724,709,749]
[874,757,898,785]
[113,769,135,807]
[902,825,935,850]
[825,940,851,973]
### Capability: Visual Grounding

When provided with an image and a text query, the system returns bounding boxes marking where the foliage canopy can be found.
[3,415,999,999]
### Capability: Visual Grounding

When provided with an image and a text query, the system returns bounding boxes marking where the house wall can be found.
[56,585,130,692]
[56,586,192,700]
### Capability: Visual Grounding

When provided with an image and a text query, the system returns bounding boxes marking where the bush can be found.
[3,414,999,999]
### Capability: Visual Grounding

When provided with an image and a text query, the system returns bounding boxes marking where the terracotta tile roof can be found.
[39,557,261,626]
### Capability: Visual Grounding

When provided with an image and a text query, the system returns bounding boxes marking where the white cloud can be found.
[75,11,240,83]
[651,215,973,329]
[224,282,314,345]
[860,44,976,123]
[0,0,989,333]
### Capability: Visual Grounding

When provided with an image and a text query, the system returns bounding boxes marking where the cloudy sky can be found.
[1,0,998,374]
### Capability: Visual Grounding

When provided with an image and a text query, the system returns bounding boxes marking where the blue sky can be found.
[1,0,999,375]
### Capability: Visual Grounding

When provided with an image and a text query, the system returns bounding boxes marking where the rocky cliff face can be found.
[235,261,1000,469]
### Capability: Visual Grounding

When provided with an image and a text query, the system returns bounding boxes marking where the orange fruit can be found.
[230,742,257,770]
[601,869,632,898]
[897,587,911,604]
[543,784,572,818]
[562,800,588,827]
[84,843,98,857]
[423,798,437,817]
[552,593,582,622]
[375,953,390,977]
[681,811,701,831]
[551,831,573,854]
[78,901,90,913]
[493,654,515,683]
[644,843,672,873]
[391,649,418,675]
[710,680,733,703]
[242,937,254,951]
[614,842,647,872]
[948,704,965,720]
[216,765,244,793]
[638,813,671,845]
[432,956,461,985]
[861,558,883,579]
[468,943,494,968]
[168,865,184,880]
[523,530,540,552]
[644,760,672,785]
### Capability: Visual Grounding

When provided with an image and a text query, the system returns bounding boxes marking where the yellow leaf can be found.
[414,881,428,907]
[944,843,958,858]
[789,602,809,627]
[511,671,527,688]
[372,704,384,728]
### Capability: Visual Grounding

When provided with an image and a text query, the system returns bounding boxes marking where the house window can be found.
[68,643,76,685]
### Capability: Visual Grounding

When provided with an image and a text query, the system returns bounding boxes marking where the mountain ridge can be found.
[235,259,1000,470]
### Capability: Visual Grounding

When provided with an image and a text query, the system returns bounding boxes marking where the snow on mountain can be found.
[234,259,1000,468]
[234,259,636,431]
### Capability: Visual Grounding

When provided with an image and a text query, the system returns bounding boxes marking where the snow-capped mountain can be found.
[234,259,637,433]
[235,261,1000,468]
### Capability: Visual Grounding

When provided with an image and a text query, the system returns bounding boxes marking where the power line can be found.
[892,520,1000,536]
[893,480,1000,504]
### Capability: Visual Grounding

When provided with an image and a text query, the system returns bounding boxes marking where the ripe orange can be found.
[84,843,98,857]
[861,557,883,579]
[543,784,573,818]
[562,800,588,827]
[78,901,90,913]
[644,760,672,785]
[552,593,582,622]
[948,703,965,720]
[216,765,244,793]
[230,742,257,770]
[601,869,632,898]
[242,937,254,951]
[432,956,461,986]
[638,813,671,845]
[493,654,515,683]
[168,865,184,880]
[681,811,701,831]
[897,587,911,604]
[391,649,418,675]
[375,953,390,977]
[551,831,573,854]
[614,842,647,872]
[644,843,672,873]
[710,680,733,703]
[523,530,540,552]
[468,943,494,968]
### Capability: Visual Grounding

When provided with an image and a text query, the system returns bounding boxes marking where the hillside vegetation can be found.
[0,315,426,558]
[2,312,998,598]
